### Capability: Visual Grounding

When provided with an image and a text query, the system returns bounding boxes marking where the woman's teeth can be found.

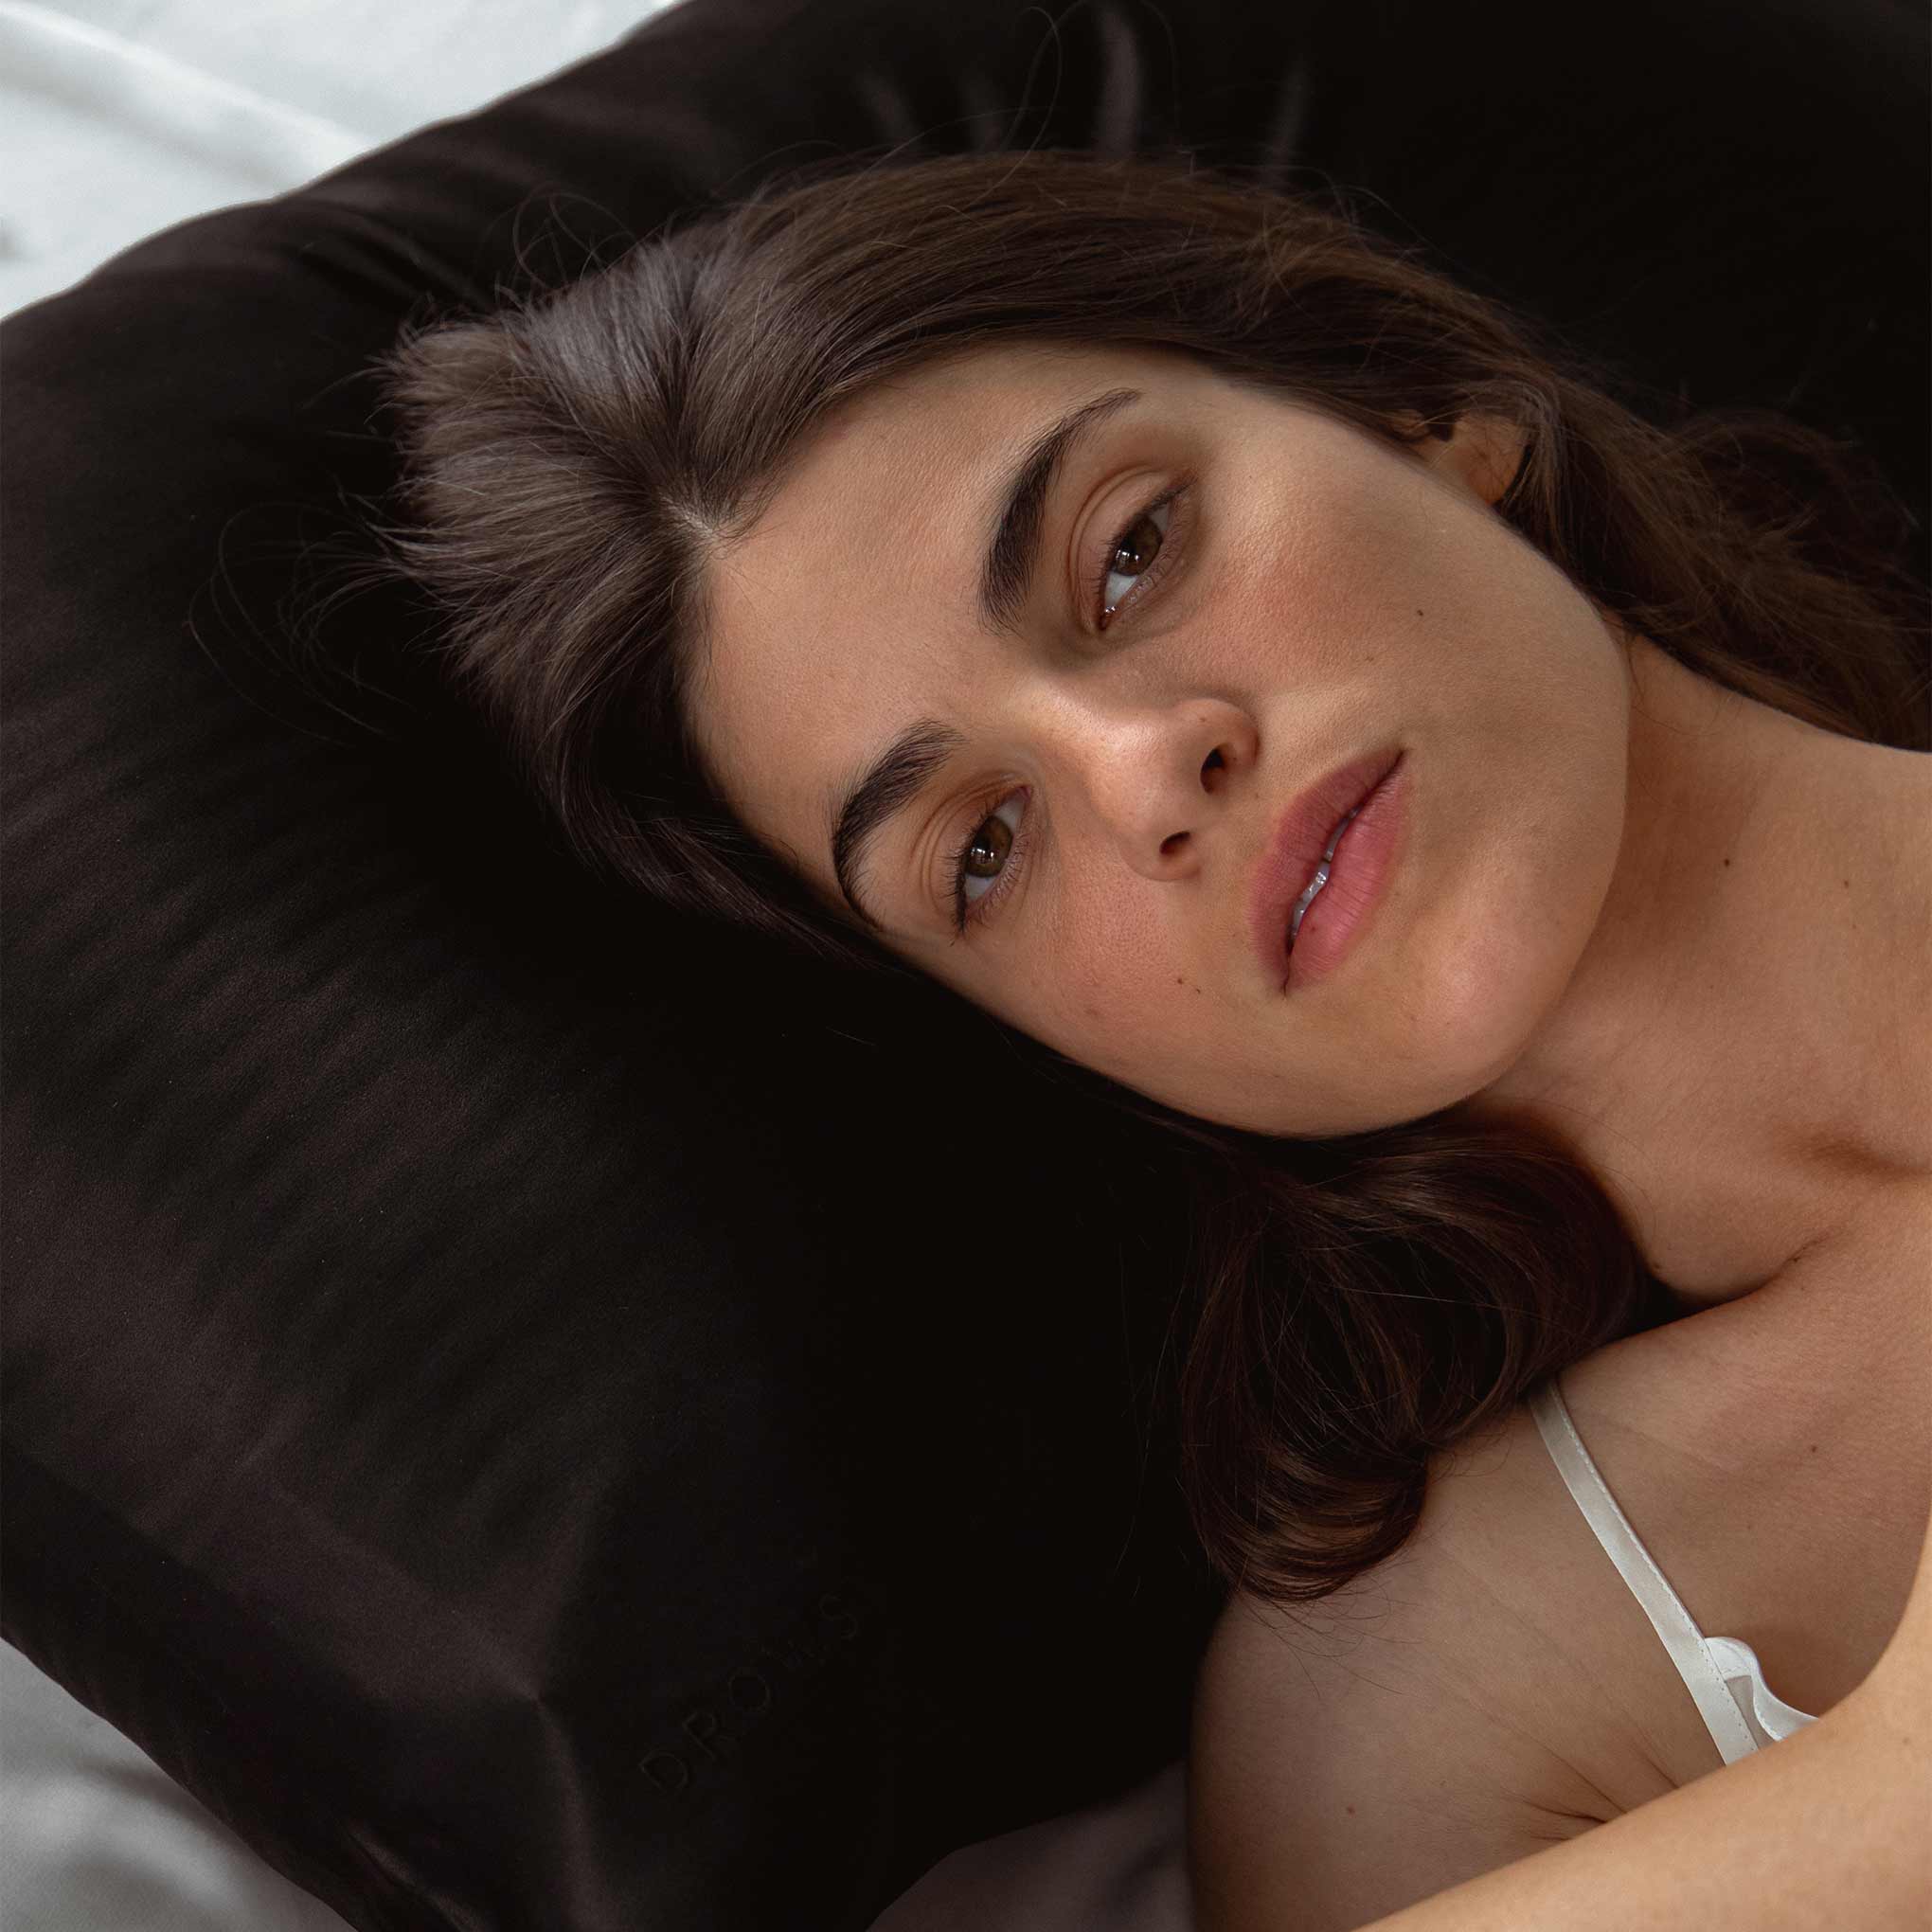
[1286,807,1360,949]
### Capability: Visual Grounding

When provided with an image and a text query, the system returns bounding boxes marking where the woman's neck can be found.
[1469,632,1931,1308]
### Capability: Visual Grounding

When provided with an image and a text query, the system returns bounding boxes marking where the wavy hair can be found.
[365,148,1928,1605]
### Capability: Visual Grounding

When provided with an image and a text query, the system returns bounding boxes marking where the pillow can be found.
[4,0,1924,1925]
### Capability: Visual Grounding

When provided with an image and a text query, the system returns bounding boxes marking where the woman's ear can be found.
[1418,410,1529,507]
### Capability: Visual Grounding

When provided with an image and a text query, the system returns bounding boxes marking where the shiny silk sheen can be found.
[2,0,1924,1926]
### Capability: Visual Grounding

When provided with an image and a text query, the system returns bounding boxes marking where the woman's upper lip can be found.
[1249,746,1403,986]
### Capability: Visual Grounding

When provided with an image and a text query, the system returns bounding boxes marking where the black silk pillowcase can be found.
[2,0,1924,1926]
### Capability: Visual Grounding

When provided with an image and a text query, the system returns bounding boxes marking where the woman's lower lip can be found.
[1283,754,1408,991]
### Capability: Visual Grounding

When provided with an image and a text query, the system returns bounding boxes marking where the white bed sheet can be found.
[1,3,1201,1921]
[0,1637,356,1929]
[864,1760,1194,1932]
[0,0,684,318]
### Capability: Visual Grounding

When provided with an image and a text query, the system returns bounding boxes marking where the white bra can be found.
[1528,1378,1817,1764]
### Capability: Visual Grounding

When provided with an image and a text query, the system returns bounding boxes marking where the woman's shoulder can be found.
[1191,1388,1728,1768]
[1553,1196,1931,1719]
[1190,1194,1931,1930]
[1187,1398,1712,1931]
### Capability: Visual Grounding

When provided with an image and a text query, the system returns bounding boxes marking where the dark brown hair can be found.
[369,148,1928,1606]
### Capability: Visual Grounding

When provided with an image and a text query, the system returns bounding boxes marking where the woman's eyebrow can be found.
[827,385,1144,933]
[978,385,1142,635]
[829,718,964,934]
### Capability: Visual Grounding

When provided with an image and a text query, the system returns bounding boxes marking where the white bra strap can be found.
[1527,1378,1759,1764]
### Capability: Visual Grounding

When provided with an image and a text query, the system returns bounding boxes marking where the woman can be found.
[371,149,1929,1927]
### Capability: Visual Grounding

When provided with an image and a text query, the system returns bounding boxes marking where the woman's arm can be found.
[1357,1674,1926,1929]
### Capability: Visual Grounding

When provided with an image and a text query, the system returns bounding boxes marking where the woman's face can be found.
[694,340,1632,1137]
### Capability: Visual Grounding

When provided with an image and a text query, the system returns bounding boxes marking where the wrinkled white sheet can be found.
[0,0,684,316]
[865,1760,1195,1932]
[0,4,1202,1922]
[0,1638,355,1929]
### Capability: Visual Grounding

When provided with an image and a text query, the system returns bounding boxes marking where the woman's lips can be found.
[1282,753,1408,988]
[1249,746,1403,990]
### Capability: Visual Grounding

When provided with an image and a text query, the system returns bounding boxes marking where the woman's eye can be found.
[950,789,1030,936]
[946,480,1192,936]
[1093,481,1188,630]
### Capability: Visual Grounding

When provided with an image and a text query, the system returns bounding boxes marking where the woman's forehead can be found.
[707,341,1235,630]
[697,346,1176,787]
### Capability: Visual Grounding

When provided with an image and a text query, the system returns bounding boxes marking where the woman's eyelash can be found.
[948,789,1029,938]
[948,478,1194,937]
[1089,478,1190,631]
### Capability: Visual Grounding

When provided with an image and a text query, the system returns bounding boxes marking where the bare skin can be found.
[691,338,1931,1922]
